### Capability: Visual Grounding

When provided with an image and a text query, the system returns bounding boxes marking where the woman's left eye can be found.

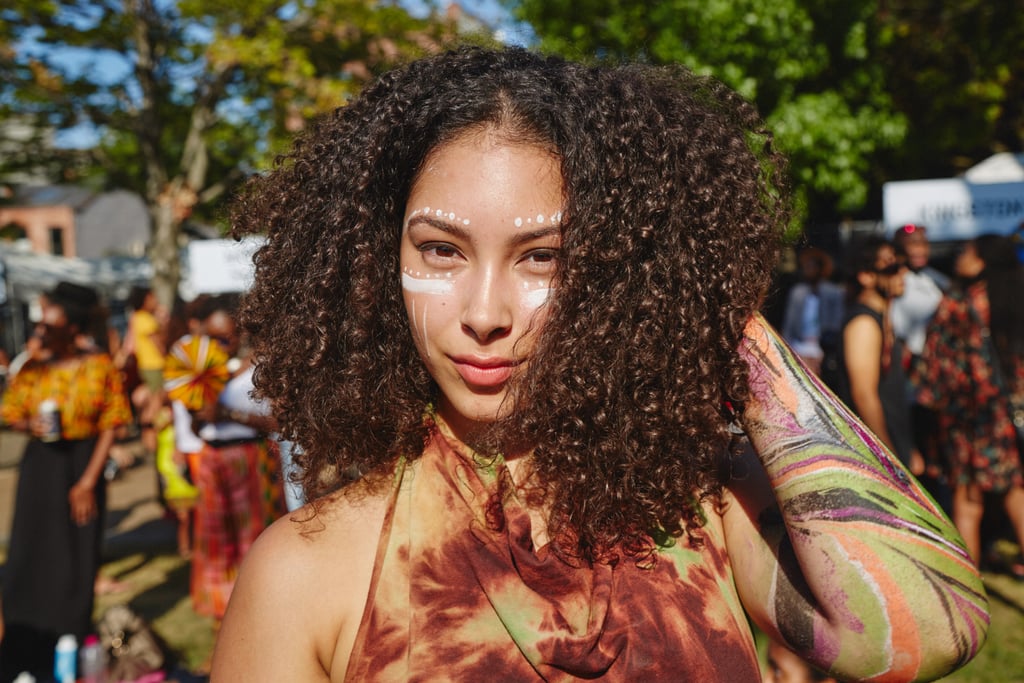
[521,249,559,273]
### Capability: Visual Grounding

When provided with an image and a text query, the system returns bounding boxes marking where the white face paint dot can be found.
[462,219,470,225]
[514,217,523,227]
[537,214,545,223]
[448,212,455,220]
[435,209,443,217]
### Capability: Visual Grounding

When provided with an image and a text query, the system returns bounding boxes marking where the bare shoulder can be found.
[211,477,392,682]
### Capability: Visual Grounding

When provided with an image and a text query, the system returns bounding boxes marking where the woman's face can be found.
[954,241,985,279]
[400,130,564,439]
[873,245,906,299]
[37,296,76,351]
[202,310,239,357]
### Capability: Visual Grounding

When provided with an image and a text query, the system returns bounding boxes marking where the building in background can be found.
[0,184,150,259]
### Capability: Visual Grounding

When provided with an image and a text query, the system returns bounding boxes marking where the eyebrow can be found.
[405,215,561,247]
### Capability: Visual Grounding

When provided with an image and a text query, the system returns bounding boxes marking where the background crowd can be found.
[0,284,301,681]
[771,225,1024,580]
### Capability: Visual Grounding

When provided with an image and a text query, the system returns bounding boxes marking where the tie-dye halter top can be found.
[345,415,761,681]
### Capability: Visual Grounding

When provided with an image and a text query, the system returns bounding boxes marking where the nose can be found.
[460,265,513,343]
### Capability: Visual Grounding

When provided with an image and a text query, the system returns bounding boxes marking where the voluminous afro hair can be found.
[233,46,788,563]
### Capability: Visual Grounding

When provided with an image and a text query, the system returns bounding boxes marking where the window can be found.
[49,227,64,255]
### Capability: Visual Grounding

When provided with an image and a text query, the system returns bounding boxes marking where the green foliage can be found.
[875,0,1024,179]
[514,0,1024,222]
[512,0,908,223]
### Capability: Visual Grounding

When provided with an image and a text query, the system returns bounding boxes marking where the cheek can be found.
[403,286,456,353]
[516,285,554,338]
[521,286,552,311]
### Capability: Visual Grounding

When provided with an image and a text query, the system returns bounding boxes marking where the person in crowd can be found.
[890,224,950,354]
[836,236,921,472]
[781,246,844,377]
[0,282,132,682]
[915,233,1024,579]
[211,47,987,681]
[124,285,168,455]
[890,223,952,510]
[179,294,284,632]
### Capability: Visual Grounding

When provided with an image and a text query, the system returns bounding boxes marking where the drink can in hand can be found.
[38,399,61,442]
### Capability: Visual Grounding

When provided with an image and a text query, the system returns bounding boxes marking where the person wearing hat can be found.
[0,282,132,681]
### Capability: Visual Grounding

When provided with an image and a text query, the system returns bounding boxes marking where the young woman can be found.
[211,47,987,682]
[0,282,132,681]
[915,234,1024,578]
[837,236,920,472]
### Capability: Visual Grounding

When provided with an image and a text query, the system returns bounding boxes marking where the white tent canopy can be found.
[963,152,1024,183]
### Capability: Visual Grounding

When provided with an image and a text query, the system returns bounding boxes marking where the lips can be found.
[451,355,518,388]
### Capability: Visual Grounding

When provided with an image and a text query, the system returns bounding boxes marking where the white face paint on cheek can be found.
[401,272,455,295]
[402,267,458,360]
[522,287,552,310]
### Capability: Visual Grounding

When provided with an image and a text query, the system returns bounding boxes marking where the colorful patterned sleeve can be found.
[95,354,132,432]
[0,364,37,426]
[734,314,988,682]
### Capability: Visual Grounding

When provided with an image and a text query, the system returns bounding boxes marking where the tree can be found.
[509,0,907,223]
[0,0,473,304]
[876,0,1024,180]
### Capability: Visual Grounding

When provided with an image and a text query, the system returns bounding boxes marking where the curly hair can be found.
[232,46,788,563]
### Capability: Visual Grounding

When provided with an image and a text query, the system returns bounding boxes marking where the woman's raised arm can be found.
[723,314,988,682]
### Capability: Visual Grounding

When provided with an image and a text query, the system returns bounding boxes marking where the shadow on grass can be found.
[104,516,178,557]
[983,581,1024,617]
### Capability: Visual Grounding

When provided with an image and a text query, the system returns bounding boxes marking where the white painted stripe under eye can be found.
[523,288,551,309]
[402,272,455,295]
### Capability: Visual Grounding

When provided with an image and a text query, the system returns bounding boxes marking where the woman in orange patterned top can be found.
[0,282,131,681]
[212,48,988,682]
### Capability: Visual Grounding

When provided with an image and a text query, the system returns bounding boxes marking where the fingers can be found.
[69,489,97,526]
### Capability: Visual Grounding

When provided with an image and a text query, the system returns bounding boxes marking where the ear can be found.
[855,270,875,290]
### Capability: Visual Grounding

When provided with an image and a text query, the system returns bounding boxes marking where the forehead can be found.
[39,297,67,321]
[406,132,563,227]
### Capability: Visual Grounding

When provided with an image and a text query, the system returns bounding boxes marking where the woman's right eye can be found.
[420,243,461,262]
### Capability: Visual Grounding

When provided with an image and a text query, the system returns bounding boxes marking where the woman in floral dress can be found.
[915,233,1024,578]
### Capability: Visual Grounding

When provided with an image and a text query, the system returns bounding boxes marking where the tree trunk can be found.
[149,195,182,309]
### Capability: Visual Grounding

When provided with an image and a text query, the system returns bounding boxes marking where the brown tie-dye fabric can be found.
[345,417,760,681]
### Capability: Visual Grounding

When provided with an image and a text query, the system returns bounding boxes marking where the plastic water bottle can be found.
[53,633,77,683]
[79,634,107,683]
